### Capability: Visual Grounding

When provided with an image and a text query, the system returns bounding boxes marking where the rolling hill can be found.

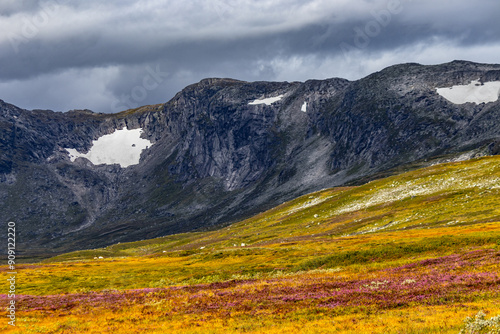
[2,155,500,333]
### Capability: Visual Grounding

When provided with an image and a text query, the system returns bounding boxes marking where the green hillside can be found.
[51,155,500,263]
[3,155,500,333]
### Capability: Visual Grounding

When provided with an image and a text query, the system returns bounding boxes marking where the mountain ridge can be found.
[1,60,500,256]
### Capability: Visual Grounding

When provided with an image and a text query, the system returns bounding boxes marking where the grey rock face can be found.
[1,61,500,256]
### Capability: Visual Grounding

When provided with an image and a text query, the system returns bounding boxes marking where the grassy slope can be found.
[2,156,500,333]
[48,155,500,265]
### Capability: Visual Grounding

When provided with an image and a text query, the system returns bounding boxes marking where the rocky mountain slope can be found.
[1,60,500,256]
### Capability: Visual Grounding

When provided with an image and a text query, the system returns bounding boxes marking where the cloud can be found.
[0,0,499,113]
[0,66,120,112]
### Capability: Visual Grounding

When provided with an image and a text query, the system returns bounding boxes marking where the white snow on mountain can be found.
[436,80,500,105]
[301,101,307,112]
[65,128,152,168]
[248,95,284,105]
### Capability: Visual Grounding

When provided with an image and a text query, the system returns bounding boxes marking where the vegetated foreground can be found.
[2,156,500,333]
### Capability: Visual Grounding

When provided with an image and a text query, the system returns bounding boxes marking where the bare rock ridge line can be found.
[1,60,500,255]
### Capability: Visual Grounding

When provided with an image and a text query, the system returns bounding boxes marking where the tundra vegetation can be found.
[2,156,500,333]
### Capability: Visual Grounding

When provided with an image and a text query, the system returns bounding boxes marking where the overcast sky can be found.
[0,0,499,113]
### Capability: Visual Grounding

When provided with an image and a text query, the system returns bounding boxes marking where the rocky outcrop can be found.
[1,61,500,256]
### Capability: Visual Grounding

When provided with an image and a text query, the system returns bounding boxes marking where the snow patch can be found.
[436,80,500,104]
[301,102,307,112]
[248,94,284,106]
[65,128,152,168]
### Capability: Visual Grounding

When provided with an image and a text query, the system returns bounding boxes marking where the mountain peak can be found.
[198,77,246,86]
[2,61,500,255]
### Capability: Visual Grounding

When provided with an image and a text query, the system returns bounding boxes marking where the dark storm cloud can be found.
[0,0,499,113]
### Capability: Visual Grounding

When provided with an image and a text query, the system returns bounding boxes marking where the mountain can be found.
[1,60,500,256]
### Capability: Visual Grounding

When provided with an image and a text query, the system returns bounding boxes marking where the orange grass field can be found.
[2,156,500,333]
